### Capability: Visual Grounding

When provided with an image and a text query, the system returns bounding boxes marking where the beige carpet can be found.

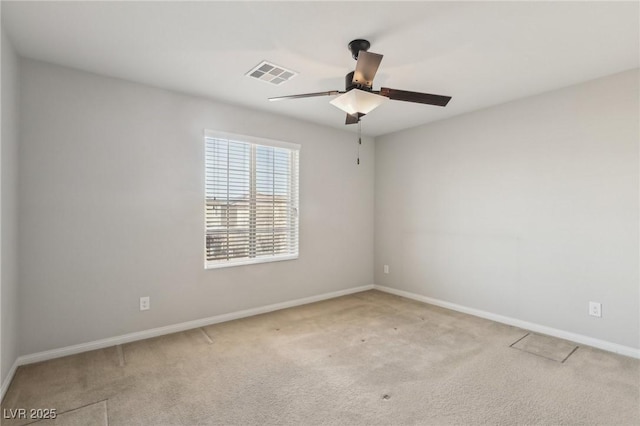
[2,290,639,425]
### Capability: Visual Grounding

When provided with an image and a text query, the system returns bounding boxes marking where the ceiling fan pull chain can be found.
[357,120,362,165]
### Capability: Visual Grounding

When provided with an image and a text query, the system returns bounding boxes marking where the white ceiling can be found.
[2,1,638,136]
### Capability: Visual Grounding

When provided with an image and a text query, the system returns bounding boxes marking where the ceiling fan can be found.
[269,39,452,125]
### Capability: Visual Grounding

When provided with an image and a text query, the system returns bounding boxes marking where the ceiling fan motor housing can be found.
[345,71,357,91]
[345,71,372,92]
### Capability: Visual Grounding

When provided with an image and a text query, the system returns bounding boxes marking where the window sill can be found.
[205,254,299,270]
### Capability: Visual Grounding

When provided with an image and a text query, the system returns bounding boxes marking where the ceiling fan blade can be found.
[345,112,366,125]
[269,90,342,101]
[353,51,383,88]
[379,87,451,107]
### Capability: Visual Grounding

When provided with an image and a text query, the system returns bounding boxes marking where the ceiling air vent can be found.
[246,61,297,85]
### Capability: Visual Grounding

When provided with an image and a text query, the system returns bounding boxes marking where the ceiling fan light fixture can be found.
[329,89,387,115]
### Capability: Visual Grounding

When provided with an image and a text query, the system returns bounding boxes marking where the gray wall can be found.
[10,56,639,358]
[375,70,639,349]
[1,29,20,384]
[18,59,374,355]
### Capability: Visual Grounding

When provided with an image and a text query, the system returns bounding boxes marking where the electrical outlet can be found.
[589,301,601,318]
[140,296,150,311]
[383,265,389,274]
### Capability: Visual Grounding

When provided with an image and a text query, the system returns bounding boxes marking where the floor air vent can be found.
[510,333,578,363]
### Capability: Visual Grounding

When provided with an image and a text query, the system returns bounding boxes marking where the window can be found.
[204,130,300,268]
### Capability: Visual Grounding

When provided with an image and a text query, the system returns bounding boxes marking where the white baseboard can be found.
[1,358,19,403]
[10,284,375,374]
[373,285,640,359]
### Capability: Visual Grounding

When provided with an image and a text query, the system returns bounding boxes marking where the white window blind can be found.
[204,131,300,269]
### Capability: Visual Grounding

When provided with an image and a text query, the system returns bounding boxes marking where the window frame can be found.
[204,129,300,269]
